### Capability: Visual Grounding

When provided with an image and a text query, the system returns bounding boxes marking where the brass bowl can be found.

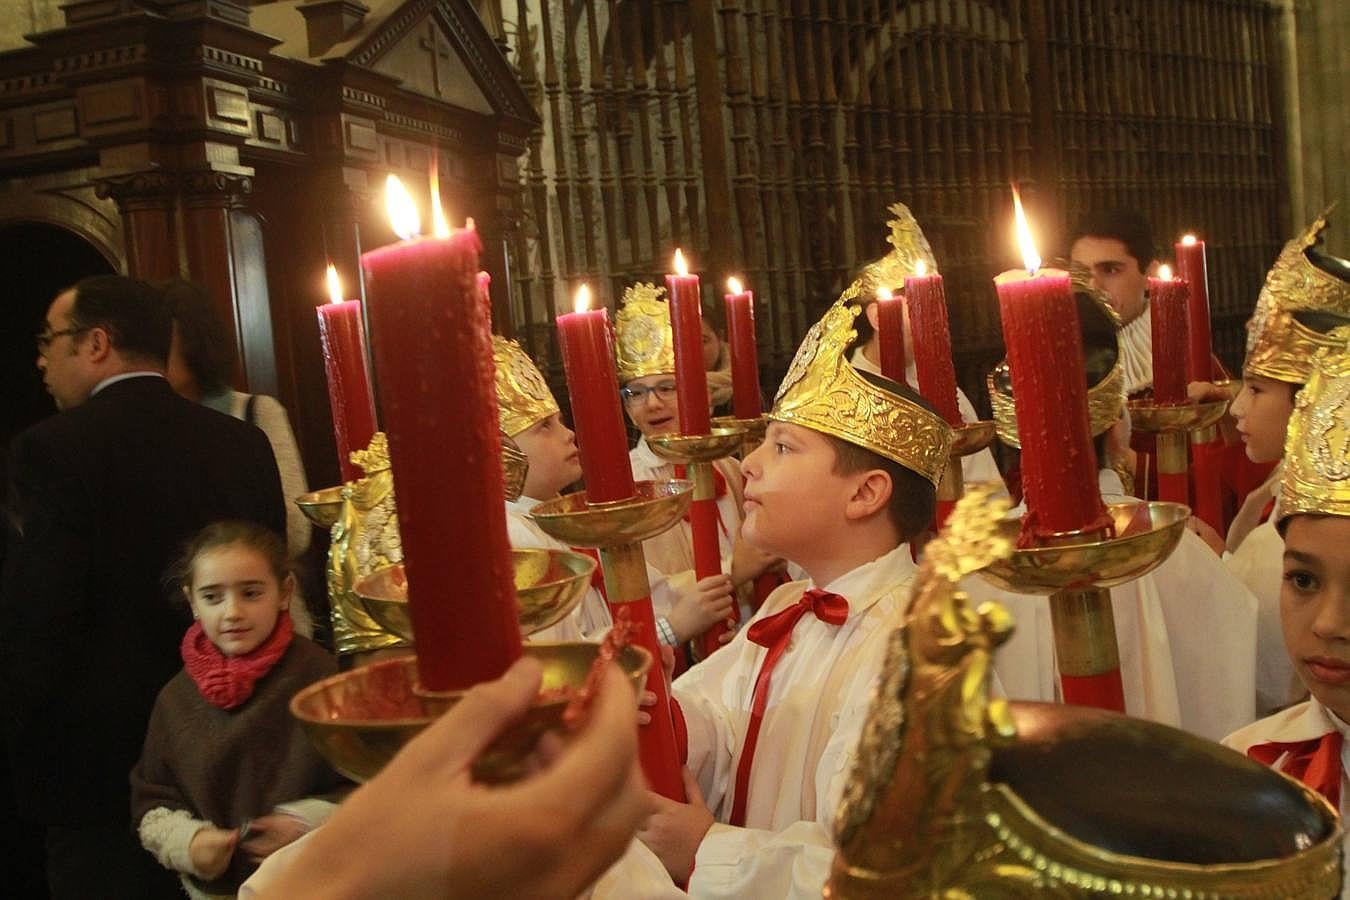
[977,500,1190,594]
[951,420,996,458]
[712,414,768,444]
[354,548,597,641]
[294,486,345,528]
[529,480,693,548]
[1127,399,1228,434]
[291,641,652,783]
[645,426,747,464]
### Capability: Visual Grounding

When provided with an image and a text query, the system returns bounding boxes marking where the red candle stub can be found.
[874,287,908,386]
[556,286,638,505]
[317,265,377,483]
[905,263,962,426]
[666,249,712,436]
[362,177,522,693]
[1174,234,1213,383]
[1148,265,1191,405]
[724,277,762,419]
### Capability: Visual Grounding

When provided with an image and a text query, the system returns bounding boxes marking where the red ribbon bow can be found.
[1248,730,1343,809]
[728,589,849,827]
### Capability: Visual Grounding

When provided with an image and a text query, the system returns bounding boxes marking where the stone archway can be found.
[0,221,117,470]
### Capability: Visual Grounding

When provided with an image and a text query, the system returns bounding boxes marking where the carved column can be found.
[93,170,180,280]
[180,165,277,395]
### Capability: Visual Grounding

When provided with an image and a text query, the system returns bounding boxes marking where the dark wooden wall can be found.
[500,0,1286,410]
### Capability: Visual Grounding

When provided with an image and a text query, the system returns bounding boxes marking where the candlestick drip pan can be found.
[291,641,651,784]
[976,500,1189,594]
[294,485,346,528]
[354,548,597,641]
[529,480,693,548]
[950,421,997,458]
[646,425,747,464]
[712,414,768,445]
[1127,399,1228,434]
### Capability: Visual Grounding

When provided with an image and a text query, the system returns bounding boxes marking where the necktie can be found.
[727,588,849,827]
[1248,730,1344,808]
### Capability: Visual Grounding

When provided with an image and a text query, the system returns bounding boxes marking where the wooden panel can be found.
[33,105,77,143]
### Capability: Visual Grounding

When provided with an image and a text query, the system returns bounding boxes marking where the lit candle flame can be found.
[325,264,343,304]
[429,162,450,239]
[673,249,689,277]
[875,286,892,302]
[386,175,420,240]
[1158,264,1173,281]
[915,259,927,277]
[574,283,592,314]
[727,276,743,294]
[1181,234,1198,246]
[1010,185,1041,275]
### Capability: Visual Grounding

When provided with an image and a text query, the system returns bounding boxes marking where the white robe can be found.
[849,348,1003,487]
[592,543,918,898]
[1222,465,1300,716]
[974,471,1258,741]
[506,495,612,641]
[1223,698,1350,899]
[629,437,744,618]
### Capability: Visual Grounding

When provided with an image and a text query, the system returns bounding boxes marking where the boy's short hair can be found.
[1069,209,1156,271]
[824,371,939,541]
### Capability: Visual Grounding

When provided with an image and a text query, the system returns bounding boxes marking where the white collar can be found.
[91,371,164,397]
[848,346,917,385]
[630,435,669,470]
[1098,468,1127,499]
[809,542,917,618]
[1119,313,1154,394]
[506,495,550,517]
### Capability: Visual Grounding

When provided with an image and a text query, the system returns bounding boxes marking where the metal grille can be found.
[501,0,1285,401]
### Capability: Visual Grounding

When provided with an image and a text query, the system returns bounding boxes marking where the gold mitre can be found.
[1279,334,1350,525]
[770,298,952,485]
[615,282,675,383]
[1245,206,1350,384]
[988,263,1125,447]
[491,335,560,437]
[501,432,529,503]
[839,202,939,304]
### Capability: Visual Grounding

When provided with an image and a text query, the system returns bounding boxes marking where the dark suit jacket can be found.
[0,375,286,825]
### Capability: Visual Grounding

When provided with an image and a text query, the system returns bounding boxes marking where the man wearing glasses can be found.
[2,275,285,899]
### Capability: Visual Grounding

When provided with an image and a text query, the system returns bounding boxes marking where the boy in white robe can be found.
[1223,340,1350,895]
[599,297,953,898]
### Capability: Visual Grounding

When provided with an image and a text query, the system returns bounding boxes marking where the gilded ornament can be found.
[1280,333,1350,524]
[770,297,953,485]
[492,335,560,437]
[1245,207,1350,384]
[615,282,676,383]
[501,433,529,503]
[837,202,939,304]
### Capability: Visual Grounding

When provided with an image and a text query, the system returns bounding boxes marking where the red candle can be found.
[905,262,962,426]
[666,249,712,436]
[874,287,908,386]
[1148,265,1191,405]
[1174,235,1213,382]
[723,276,762,419]
[361,176,521,692]
[317,265,377,483]
[556,285,638,504]
[996,191,1108,539]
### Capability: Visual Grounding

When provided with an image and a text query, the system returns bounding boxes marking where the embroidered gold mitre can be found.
[615,282,675,383]
[1246,207,1350,384]
[1280,334,1350,523]
[988,264,1125,447]
[770,298,952,485]
[492,335,560,437]
[839,202,939,304]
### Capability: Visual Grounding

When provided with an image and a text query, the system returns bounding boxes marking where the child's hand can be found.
[666,574,735,643]
[239,812,312,864]
[636,769,714,882]
[189,825,238,880]
[637,646,679,726]
[730,537,782,587]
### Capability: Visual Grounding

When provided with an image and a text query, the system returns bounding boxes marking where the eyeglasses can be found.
[620,381,677,406]
[35,326,88,353]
